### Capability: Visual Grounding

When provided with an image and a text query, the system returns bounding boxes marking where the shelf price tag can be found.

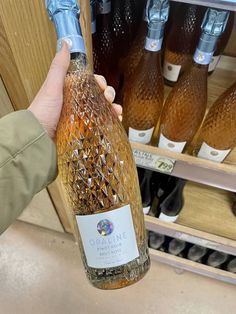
[132,149,176,174]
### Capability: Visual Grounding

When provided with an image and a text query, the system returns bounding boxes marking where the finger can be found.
[118,115,122,122]
[44,42,70,94]
[94,74,107,91]
[104,86,116,104]
[112,103,123,116]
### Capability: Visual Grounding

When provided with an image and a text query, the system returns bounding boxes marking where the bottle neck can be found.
[68,52,88,74]
[52,11,85,54]
[144,22,165,52]
[193,33,219,65]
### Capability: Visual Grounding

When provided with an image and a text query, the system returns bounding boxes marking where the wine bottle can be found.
[193,81,236,163]
[168,238,186,257]
[112,0,127,58]
[90,0,100,73]
[94,0,120,90]
[163,4,205,85]
[123,2,148,81]
[187,245,207,263]
[158,178,186,223]
[139,169,154,215]
[149,231,166,251]
[123,0,169,144]
[124,0,137,44]
[158,8,230,154]
[207,251,228,268]
[227,257,236,273]
[209,11,234,74]
[46,0,150,290]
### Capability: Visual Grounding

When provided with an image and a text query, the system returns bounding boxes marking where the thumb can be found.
[44,42,70,94]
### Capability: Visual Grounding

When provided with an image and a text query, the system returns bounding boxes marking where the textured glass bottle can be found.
[94,0,120,90]
[158,9,229,154]
[163,4,205,86]
[123,6,148,80]
[193,81,236,163]
[209,11,234,74]
[46,0,150,290]
[123,0,169,144]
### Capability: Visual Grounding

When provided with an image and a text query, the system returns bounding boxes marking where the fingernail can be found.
[107,87,116,101]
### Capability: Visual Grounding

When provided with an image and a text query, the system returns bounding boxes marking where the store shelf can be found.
[145,182,236,255]
[171,0,236,12]
[133,56,236,192]
[149,249,236,285]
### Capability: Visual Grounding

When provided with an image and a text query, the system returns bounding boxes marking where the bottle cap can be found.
[45,0,85,53]
[145,0,169,51]
[194,9,229,65]
[97,0,111,15]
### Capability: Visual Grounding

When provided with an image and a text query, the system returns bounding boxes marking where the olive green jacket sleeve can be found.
[0,110,57,234]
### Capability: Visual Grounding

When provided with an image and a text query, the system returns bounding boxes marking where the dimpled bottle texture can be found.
[56,56,150,289]
[194,82,236,155]
[163,4,205,84]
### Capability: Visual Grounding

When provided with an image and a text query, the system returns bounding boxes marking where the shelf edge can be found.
[149,248,236,285]
[145,216,236,256]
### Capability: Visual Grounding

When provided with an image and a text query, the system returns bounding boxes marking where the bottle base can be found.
[87,256,151,290]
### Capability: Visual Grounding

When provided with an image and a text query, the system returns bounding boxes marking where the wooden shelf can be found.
[178,182,236,240]
[149,249,236,285]
[145,183,236,256]
[171,0,236,12]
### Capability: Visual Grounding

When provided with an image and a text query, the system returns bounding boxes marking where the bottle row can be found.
[92,0,236,164]
[148,231,236,272]
[139,168,236,220]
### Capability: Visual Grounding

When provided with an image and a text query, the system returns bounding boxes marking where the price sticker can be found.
[132,149,175,174]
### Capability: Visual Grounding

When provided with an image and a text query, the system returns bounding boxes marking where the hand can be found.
[28,43,122,139]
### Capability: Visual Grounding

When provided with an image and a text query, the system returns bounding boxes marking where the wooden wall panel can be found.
[0,0,56,104]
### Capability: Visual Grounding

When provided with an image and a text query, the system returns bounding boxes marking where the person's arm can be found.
[0,43,122,234]
[0,110,57,234]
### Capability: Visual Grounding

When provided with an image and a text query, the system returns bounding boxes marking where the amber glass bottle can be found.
[193,81,236,163]
[95,0,120,90]
[124,5,148,80]
[163,4,205,86]
[158,9,230,153]
[123,0,169,144]
[208,11,234,74]
[46,0,150,290]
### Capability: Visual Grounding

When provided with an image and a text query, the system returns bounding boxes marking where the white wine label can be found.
[159,212,179,223]
[158,133,186,153]
[193,49,213,65]
[76,205,139,269]
[208,55,221,72]
[143,206,150,215]
[163,61,181,82]
[145,37,163,52]
[129,127,154,144]
[197,142,231,163]
[132,149,175,174]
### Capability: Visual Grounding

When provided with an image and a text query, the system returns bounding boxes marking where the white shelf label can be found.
[129,127,154,144]
[132,149,175,174]
[76,205,139,269]
[163,61,181,82]
[197,142,231,163]
[158,133,186,153]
